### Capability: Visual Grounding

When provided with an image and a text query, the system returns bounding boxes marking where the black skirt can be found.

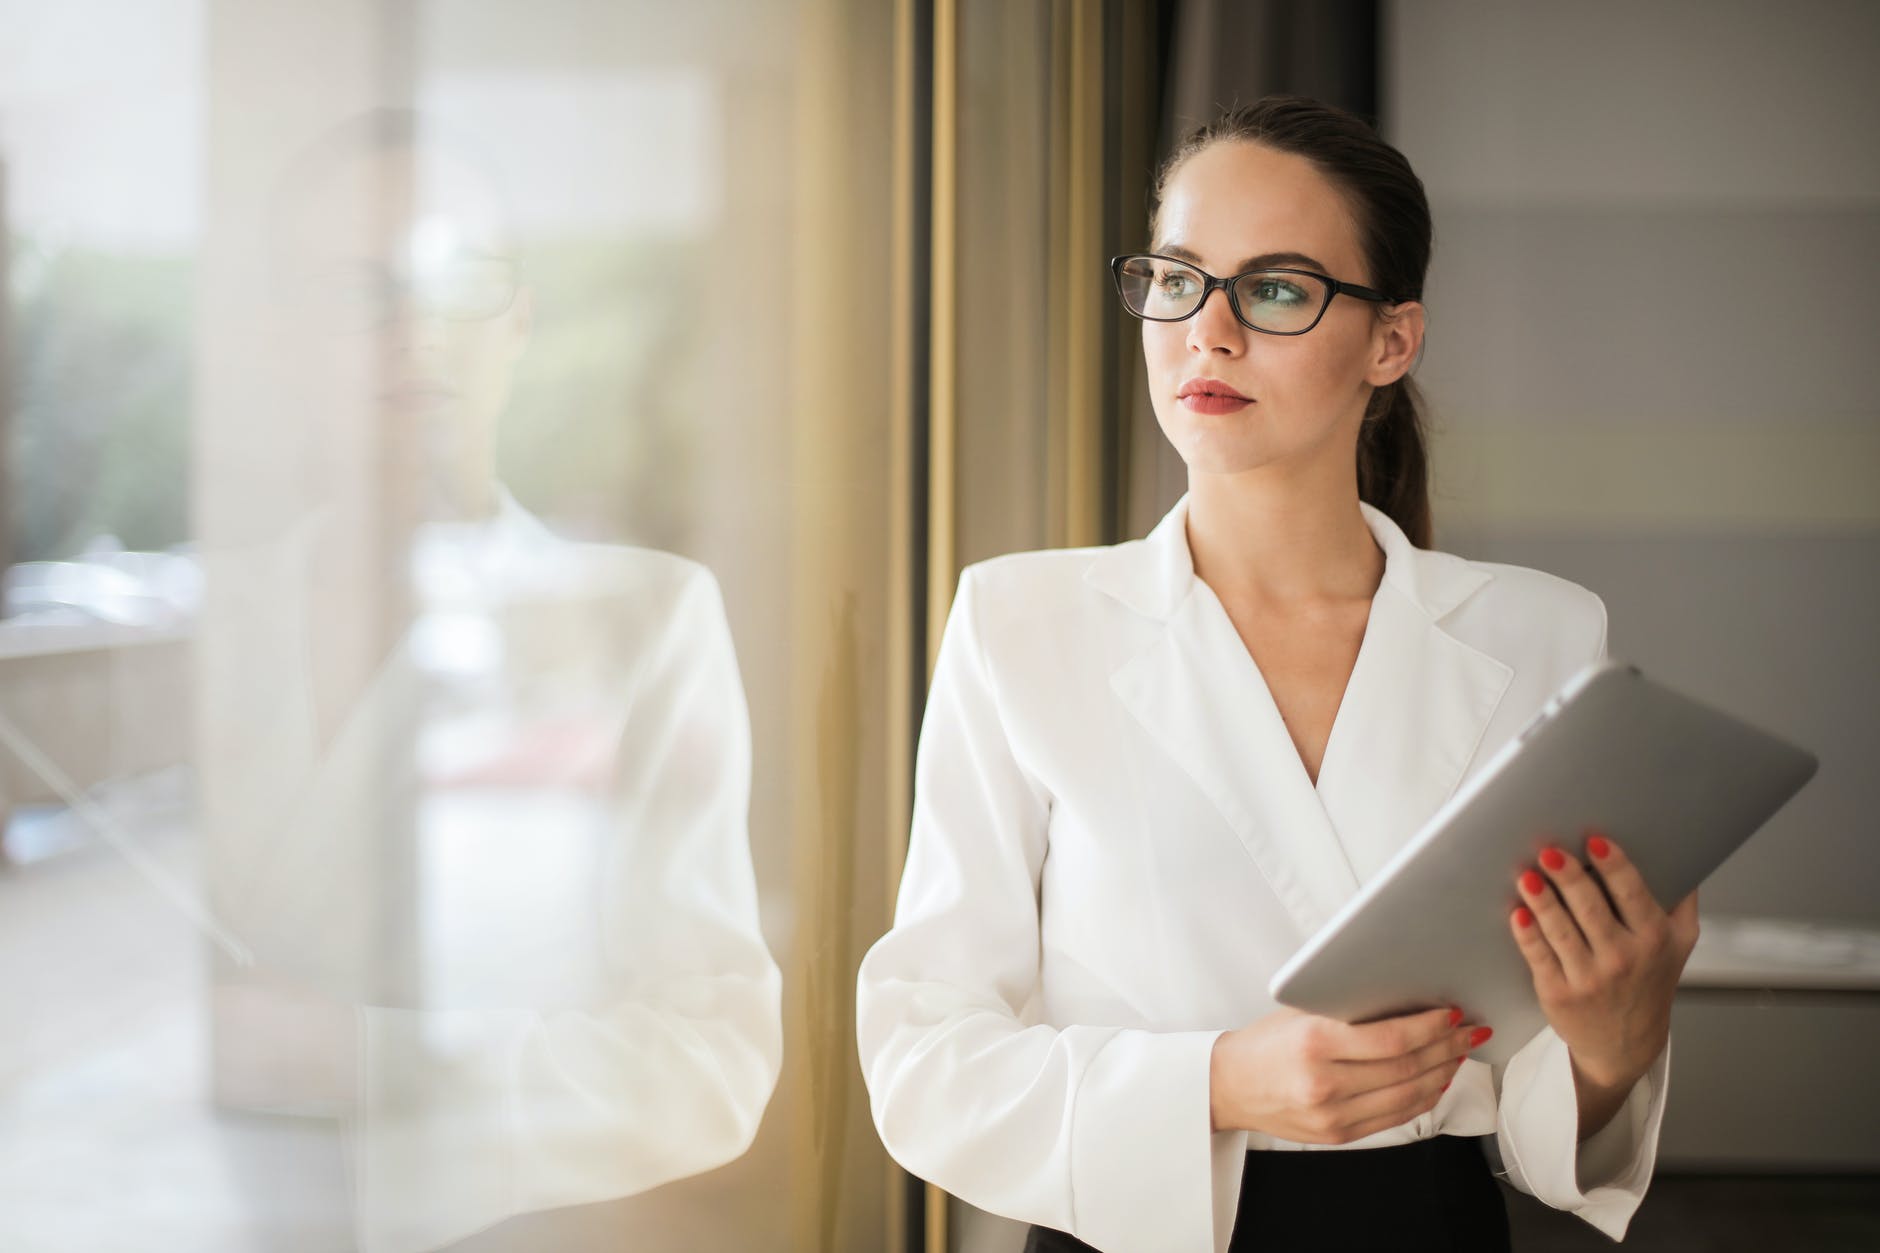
[1022,1134,1511,1253]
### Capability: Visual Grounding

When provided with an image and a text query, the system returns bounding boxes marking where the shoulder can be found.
[1444,553,1608,667]
[960,543,1110,596]
[924,544,1132,689]
[528,535,739,668]
[590,540,722,600]
[540,529,724,605]
[951,544,1115,636]
[496,487,724,611]
[1464,557,1606,632]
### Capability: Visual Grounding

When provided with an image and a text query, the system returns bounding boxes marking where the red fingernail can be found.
[1514,906,1534,929]
[1469,1027,1493,1048]
[1447,1007,1463,1028]
[1588,835,1611,860]
[1540,847,1566,872]
[1520,870,1545,895]
[1440,1081,1452,1093]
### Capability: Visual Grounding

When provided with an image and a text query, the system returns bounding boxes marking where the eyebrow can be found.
[1151,242,1331,273]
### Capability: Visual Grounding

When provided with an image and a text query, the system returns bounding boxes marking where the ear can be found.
[1365,300,1425,388]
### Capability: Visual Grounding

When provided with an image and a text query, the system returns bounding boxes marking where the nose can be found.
[1184,284,1245,356]
[386,298,448,360]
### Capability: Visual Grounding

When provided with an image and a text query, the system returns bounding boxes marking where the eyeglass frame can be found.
[1108,252,1400,336]
[281,255,524,331]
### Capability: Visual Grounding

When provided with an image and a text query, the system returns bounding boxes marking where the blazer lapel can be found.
[1089,495,1515,938]
[1313,514,1516,883]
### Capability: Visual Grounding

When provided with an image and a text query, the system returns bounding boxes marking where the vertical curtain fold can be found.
[783,2,907,1250]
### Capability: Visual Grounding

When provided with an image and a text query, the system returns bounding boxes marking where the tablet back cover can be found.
[1268,661,1818,1065]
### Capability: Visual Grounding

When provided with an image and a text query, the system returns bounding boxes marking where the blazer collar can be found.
[1083,492,1493,626]
[1092,492,1513,939]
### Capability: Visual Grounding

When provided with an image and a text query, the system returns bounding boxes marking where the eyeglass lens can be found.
[298,256,520,329]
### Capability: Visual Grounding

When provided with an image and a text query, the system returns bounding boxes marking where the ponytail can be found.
[1358,376,1432,549]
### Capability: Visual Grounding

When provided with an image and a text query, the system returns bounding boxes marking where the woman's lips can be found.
[1181,393,1252,415]
[381,381,461,415]
[1177,378,1253,415]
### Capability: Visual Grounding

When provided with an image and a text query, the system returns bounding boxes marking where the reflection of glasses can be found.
[296,257,521,330]
[1110,253,1393,336]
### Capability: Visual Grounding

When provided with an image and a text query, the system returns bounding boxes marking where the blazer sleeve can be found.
[1493,589,1674,1241]
[856,566,1232,1253]
[350,563,783,1252]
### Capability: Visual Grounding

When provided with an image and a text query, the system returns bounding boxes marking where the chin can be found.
[1159,416,1283,477]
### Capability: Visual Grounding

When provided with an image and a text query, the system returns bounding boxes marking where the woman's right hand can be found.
[1208,1005,1491,1143]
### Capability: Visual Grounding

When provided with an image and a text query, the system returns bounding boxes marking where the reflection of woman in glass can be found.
[208,111,782,1251]
[857,97,1695,1252]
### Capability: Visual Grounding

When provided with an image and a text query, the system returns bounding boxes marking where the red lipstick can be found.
[1177,376,1253,415]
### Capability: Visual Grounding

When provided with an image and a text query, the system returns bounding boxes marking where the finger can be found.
[1669,888,1701,951]
[1538,843,1628,951]
[1510,901,1563,987]
[1518,862,1593,979]
[1584,832,1669,931]
[1325,1005,1458,1063]
[1326,1055,1462,1141]
[1331,1017,1482,1098]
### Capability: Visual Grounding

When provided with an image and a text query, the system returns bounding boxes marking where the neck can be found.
[1183,461,1383,609]
[424,471,501,524]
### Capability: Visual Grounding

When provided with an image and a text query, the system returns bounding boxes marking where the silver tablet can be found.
[1267,659,1819,1066]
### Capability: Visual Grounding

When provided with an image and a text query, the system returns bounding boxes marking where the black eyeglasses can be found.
[1110,253,1395,336]
[290,255,522,330]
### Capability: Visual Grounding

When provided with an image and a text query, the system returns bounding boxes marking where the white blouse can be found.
[857,494,1668,1253]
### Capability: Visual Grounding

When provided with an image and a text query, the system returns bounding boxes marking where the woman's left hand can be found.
[1509,831,1700,1096]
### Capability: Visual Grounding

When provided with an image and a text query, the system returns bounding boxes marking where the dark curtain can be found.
[1163,0,1379,140]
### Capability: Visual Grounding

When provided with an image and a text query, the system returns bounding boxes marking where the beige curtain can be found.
[779,0,913,1248]
[922,1,1164,1246]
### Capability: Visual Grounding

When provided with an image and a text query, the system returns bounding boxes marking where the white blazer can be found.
[205,493,782,1251]
[856,494,1669,1253]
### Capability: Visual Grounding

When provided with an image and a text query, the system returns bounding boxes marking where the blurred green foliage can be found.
[495,234,701,552]
[7,240,193,561]
[3,232,698,563]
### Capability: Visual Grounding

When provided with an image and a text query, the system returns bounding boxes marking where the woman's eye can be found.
[1155,271,1198,296]
[1248,278,1306,305]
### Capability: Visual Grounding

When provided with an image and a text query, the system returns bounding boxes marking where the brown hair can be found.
[1154,95,1434,548]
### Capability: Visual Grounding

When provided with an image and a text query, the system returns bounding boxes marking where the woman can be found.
[211,111,782,1250]
[855,96,1697,1252]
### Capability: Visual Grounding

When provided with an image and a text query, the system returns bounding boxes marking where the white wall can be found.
[1387,0,1880,1170]
[1386,0,1880,924]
